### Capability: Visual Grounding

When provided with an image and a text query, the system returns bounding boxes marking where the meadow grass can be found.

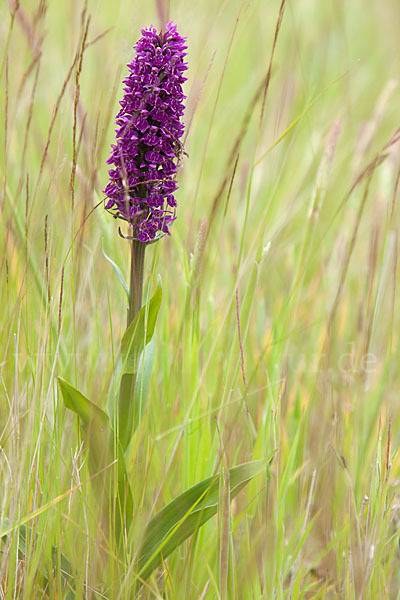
[1,0,400,597]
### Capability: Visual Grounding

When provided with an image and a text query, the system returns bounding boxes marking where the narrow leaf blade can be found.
[136,460,265,580]
[102,243,129,298]
[1,523,75,598]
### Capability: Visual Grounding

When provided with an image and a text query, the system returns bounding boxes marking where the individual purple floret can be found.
[103,22,188,242]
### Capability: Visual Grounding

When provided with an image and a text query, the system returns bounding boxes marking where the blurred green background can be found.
[1,0,400,597]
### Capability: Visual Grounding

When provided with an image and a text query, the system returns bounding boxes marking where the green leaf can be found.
[120,280,162,376]
[118,281,162,450]
[102,243,129,299]
[58,377,111,470]
[1,522,75,599]
[136,459,265,581]
[134,337,156,430]
[58,377,133,535]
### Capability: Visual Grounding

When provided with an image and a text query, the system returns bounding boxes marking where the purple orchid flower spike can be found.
[104,22,188,243]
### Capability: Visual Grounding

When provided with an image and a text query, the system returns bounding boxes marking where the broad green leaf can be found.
[136,459,265,581]
[118,281,162,450]
[108,339,156,434]
[120,280,162,376]
[134,337,156,430]
[102,243,129,299]
[58,377,133,534]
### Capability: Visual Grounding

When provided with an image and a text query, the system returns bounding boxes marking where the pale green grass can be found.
[1,0,400,597]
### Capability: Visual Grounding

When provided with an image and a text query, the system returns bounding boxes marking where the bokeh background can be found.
[1,0,400,597]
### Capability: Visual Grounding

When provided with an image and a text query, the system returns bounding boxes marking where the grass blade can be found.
[102,242,129,299]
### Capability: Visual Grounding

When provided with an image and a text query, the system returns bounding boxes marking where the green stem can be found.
[118,238,146,451]
[127,239,146,325]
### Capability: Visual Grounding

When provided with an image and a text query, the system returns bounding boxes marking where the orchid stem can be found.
[118,239,146,451]
[127,239,146,325]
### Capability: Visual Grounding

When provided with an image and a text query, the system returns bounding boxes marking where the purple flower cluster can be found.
[104,22,188,242]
